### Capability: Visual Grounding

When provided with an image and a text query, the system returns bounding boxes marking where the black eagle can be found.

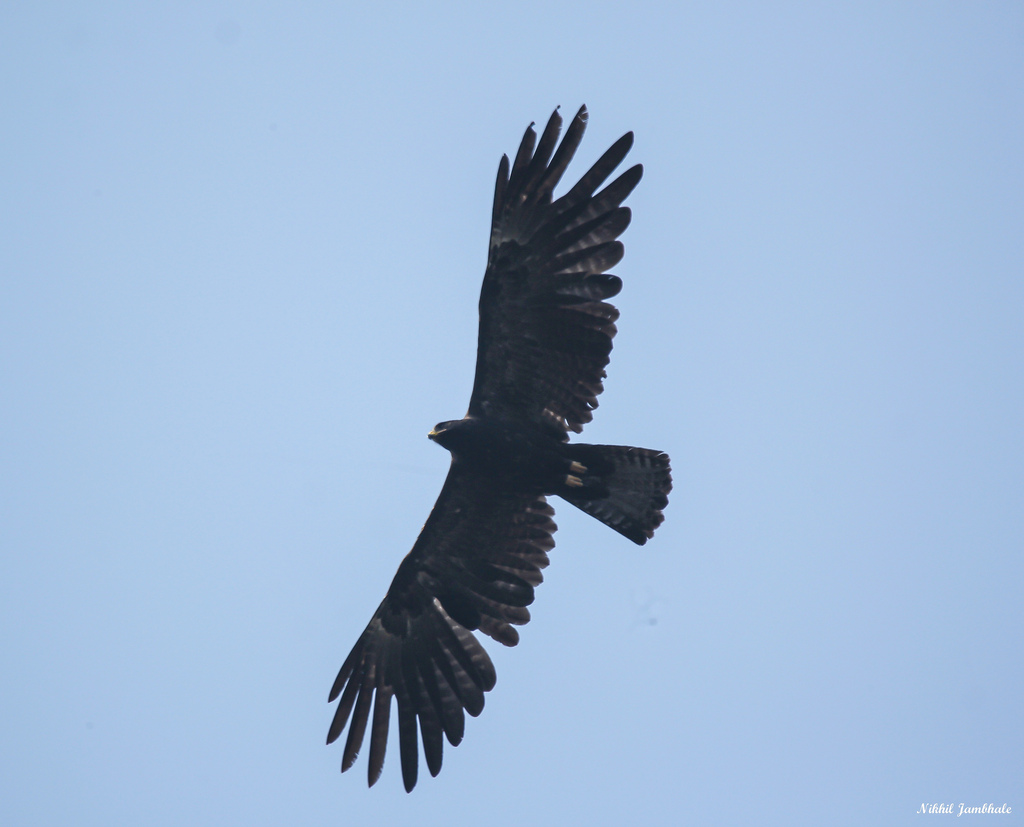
[327,105,672,791]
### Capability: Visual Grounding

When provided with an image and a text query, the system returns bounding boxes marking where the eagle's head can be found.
[428,418,476,454]
[428,420,458,443]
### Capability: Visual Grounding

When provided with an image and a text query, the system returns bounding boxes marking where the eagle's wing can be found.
[327,464,556,792]
[468,105,642,436]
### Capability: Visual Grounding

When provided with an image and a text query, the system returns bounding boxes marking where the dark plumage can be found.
[327,105,672,791]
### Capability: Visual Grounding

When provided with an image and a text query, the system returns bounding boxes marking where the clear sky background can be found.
[2,3,1021,825]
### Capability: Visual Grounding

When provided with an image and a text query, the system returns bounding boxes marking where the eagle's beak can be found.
[427,427,440,440]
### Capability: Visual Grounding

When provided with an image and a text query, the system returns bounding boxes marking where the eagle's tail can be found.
[559,444,672,545]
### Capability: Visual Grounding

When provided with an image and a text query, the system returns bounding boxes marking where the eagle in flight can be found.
[327,105,672,791]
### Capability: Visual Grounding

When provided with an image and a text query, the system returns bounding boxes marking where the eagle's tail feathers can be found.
[560,444,672,545]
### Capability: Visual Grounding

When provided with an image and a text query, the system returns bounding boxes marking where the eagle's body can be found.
[430,416,570,489]
[327,106,672,791]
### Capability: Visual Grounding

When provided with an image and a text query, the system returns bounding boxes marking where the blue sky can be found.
[2,3,1021,825]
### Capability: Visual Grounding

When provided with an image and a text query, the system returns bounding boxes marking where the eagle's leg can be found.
[563,459,588,487]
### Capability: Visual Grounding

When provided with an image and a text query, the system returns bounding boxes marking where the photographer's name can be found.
[919,803,1012,816]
